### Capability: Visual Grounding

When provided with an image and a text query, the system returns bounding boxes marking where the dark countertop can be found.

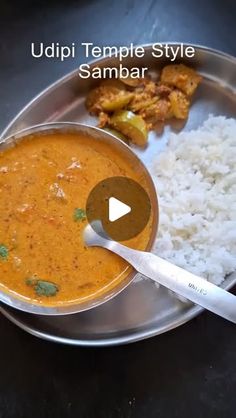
[0,1,236,417]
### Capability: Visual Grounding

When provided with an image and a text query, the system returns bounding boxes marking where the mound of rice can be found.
[151,116,236,285]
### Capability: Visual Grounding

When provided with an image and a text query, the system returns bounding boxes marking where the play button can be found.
[109,197,131,222]
[86,176,151,241]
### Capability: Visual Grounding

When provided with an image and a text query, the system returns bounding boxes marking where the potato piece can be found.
[85,89,118,114]
[86,80,127,114]
[161,64,202,96]
[101,92,134,112]
[110,111,148,147]
[85,87,105,114]
[169,90,190,119]
[140,99,172,123]
[128,80,159,113]
[129,96,159,113]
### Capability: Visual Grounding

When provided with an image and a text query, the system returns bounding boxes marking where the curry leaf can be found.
[74,208,86,221]
[0,244,8,260]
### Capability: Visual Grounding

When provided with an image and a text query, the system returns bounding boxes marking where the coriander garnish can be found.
[26,277,59,297]
[74,208,86,222]
[0,244,8,260]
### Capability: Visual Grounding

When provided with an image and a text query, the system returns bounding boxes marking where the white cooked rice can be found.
[151,116,236,285]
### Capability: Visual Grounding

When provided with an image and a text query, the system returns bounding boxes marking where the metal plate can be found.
[0,44,236,346]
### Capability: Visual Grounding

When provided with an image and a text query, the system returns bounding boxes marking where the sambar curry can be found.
[0,131,152,306]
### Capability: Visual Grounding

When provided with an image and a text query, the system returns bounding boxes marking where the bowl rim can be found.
[0,122,158,315]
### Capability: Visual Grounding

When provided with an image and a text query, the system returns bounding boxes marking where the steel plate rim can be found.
[0,273,236,347]
[1,275,235,347]
[0,303,205,346]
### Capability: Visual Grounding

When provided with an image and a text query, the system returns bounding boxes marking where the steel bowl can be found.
[0,122,158,315]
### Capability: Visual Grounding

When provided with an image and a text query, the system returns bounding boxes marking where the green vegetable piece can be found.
[0,244,8,260]
[104,128,129,143]
[110,110,148,147]
[74,208,86,221]
[26,278,59,297]
[101,93,133,112]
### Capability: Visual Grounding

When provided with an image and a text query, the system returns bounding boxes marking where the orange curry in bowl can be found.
[0,129,154,307]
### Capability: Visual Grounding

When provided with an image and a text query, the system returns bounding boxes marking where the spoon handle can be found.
[105,240,236,324]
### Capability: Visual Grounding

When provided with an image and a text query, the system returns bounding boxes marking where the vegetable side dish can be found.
[0,132,151,306]
[86,64,202,146]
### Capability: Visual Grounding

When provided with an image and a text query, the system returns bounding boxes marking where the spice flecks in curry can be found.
[0,132,151,306]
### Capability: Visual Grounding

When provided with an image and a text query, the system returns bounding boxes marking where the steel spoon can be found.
[84,222,236,324]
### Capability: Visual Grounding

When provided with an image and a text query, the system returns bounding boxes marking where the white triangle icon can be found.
[108,197,131,222]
